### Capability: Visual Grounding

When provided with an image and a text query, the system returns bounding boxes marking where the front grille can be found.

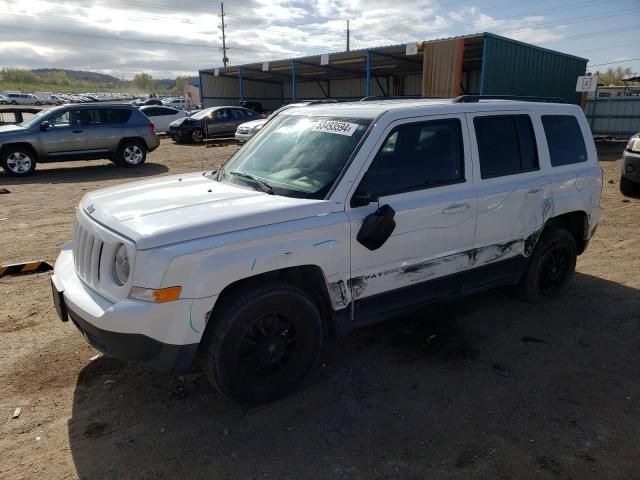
[73,220,104,287]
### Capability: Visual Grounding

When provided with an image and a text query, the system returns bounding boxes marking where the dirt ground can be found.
[1,140,639,480]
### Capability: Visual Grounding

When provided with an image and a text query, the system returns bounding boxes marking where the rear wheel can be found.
[200,281,323,404]
[1,147,37,176]
[115,140,147,167]
[620,176,638,196]
[516,229,577,303]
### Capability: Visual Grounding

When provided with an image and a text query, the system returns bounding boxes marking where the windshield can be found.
[218,113,371,199]
[189,107,215,120]
[19,108,53,128]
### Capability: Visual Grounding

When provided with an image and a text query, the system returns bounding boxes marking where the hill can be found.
[31,68,121,85]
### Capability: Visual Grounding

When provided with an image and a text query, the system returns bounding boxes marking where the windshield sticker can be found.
[311,120,359,136]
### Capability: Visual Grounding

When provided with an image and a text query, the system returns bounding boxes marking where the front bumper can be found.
[52,243,214,374]
[622,150,640,184]
[235,131,254,143]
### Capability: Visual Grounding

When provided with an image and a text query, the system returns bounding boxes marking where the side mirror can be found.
[351,172,378,208]
[357,204,396,251]
[40,121,50,131]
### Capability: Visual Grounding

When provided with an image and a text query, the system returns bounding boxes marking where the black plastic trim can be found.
[68,309,198,374]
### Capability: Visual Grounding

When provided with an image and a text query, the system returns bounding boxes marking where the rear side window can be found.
[474,115,538,179]
[542,115,588,166]
[367,118,464,197]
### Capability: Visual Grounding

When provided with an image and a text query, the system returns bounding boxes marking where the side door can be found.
[206,108,233,137]
[347,115,478,324]
[466,111,550,284]
[82,109,120,154]
[38,109,87,158]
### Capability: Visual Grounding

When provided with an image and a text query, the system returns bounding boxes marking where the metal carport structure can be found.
[199,33,587,111]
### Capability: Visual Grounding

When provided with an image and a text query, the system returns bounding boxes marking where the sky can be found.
[1,0,639,80]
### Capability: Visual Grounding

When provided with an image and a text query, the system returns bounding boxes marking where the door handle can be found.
[442,203,469,214]
[526,188,541,195]
[72,130,83,133]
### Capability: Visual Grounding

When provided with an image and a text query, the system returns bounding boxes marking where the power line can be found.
[588,58,640,67]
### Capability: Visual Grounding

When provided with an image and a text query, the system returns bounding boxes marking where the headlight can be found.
[113,244,130,285]
[627,135,640,153]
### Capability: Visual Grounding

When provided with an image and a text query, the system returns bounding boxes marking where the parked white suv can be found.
[51,96,602,403]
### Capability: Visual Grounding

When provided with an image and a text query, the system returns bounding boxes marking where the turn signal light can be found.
[129,286,182,303]
[149,123,156,135]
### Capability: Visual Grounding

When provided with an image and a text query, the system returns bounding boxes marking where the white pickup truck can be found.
[52,96,602,403]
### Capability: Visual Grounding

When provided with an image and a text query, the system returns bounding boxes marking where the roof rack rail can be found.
[360,95,426,101]
[453,95,565,103]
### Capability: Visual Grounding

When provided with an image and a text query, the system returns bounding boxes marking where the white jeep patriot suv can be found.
[51,96,602,403]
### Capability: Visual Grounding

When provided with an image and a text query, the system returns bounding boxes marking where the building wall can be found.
[481,33,587,104]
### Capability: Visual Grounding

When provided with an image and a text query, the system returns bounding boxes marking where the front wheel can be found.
[191,128,204,143]
[516,229,577,303]
[200,281,324,404]
[1,147,37,176]
[115,140,147,167]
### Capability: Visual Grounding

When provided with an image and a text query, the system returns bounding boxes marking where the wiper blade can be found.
[227,171,274,194]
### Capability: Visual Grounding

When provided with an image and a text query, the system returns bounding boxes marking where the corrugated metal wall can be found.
[282,77,387,100]
[585,97,640,137]
[201,74,283,110]
[481,34,587,104]
[201,73,419,109]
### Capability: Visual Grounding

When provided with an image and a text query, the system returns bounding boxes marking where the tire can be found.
[191,128,204,143]
[115,140,147,167]
[10,100,17,105]
[516,228,577,303]
[200,281,324,404]
[620,176,638,196]
[1,146,37,176]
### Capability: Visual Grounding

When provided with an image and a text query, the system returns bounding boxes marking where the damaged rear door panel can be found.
[467,111,551,270]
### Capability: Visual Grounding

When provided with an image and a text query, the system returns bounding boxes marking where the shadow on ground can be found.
[0,162,169,185]
[68,273,640,479]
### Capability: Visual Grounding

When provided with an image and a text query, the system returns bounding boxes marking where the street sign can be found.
[576,75,598,92]
[320,54,329,65]
[406,42,418,56]
[214,68,220,77]
[262,62,269,72]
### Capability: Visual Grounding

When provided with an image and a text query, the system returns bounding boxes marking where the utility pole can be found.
[346,20,350,52]
[220,2,228,67]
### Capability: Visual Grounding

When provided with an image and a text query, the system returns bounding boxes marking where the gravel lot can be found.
[1,140,639,479]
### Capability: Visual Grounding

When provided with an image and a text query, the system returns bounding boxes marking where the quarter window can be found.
[542,115,588,166]
[474,115,538,178]
[367,118,465,197]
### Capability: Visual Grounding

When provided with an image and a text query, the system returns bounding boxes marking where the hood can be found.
[238,119,268,130]
[169,116,195,127]
[81,172,333,250]
[0,124,26,134]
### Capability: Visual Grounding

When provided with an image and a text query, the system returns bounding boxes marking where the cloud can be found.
[0,0,569,78]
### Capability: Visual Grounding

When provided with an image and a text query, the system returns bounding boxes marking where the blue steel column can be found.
[292,61,297,101]
[479,35,488,95]
[239,67,244,103]
[366,50,371,97]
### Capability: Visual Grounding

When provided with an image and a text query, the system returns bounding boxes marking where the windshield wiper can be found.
[227,171,274,194]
